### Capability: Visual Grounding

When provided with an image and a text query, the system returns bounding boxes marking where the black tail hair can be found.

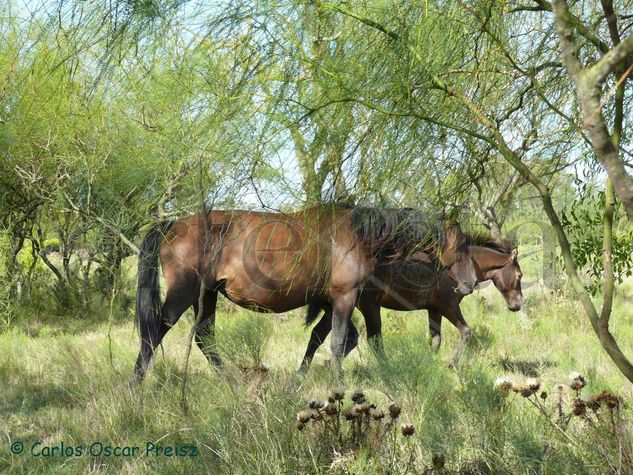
[136,221,175,358]
[305,298,328,327]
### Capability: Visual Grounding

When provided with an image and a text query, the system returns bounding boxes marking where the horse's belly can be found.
[221,280,313,313]
[381,286,435,311]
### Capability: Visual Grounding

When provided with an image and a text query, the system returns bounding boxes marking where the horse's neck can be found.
[471,246,508,280]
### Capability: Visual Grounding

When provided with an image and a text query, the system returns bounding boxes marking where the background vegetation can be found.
[1,0,633,473]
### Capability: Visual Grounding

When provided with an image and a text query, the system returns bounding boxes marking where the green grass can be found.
[1,281,633,474]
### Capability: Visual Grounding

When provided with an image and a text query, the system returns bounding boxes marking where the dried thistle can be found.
[493,376,514,393]
[330,388,345,401]
[512,384,537,398]
[526,378,541,392]
[586,395,601,412]
[350,404,364,418]
[310,409,323,421]
[389,403,402,419]
[297,410,312,424]
[342,406,356,420]
[351,391,365,403]
[569,372,587,391]
[309,399,325,410]
[597,390,621,410]
[401,423,415,436]
[571,398,587,417]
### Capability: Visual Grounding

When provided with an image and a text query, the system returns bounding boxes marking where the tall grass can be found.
[1,280,632,473]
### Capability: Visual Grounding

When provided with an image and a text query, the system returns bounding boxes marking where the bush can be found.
[216,312,273,370]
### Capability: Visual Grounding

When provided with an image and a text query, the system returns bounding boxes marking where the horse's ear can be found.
[441,222,466,266]
[510,247,518,262]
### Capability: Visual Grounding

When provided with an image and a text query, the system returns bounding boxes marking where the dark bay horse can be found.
[300,237,523,368]
[133,206,477,379]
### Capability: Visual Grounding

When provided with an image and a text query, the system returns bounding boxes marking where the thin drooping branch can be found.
[552,0,633,221]
[513,0,611,54]
[599,0,624,327]
[321,2,633,383]
[601,179,615,324]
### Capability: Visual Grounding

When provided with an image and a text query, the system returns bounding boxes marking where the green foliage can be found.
[15,240,42,273]
[561,190,633,295]
[42,238,60,251]
[216,313,274,370]
[0,233,11,278]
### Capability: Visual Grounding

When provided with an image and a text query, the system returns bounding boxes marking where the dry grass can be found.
[1,278,633,473]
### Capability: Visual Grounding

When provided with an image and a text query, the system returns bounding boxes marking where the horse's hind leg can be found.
[192,290,221,367]
[428,310,442,352]
[357,293,384,357]
[135,286,194,379]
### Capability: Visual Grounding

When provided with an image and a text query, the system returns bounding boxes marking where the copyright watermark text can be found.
[9,440,198,458]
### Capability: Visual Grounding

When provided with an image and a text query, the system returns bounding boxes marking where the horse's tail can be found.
[136,221,175,356]
[305,298,326,327]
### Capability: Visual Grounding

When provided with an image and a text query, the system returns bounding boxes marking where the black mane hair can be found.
[464,230,514,254]
[350,207,444,258]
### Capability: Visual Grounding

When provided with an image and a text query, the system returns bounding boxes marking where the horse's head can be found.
[441,223,477,295]
[490,248,523,311]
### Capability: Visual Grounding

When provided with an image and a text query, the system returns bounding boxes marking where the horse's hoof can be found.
[127,375,142,389]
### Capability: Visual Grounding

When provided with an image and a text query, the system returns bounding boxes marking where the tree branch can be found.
[552,0,633,220]
[590,33,633,85]
[63,192,140,255]
[321,0,633,382]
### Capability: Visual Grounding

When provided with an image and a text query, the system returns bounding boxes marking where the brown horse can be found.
[300,237,523,369]
[133,206,477,379]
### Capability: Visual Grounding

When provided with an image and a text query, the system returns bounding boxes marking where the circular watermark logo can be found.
[11,441,24,455]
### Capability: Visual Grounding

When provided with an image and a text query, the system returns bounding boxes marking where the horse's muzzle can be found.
[454,282,475,295]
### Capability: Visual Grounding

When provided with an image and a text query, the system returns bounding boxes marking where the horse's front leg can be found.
[299,303,361,372]
[329,290,358,373]
[443,305,472,367]
[428,309,442,352]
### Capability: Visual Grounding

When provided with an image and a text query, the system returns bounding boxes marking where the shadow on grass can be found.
[495,357,556,376]
[4,299,184,337]
[0,381,79,416]
[468,324,495,351]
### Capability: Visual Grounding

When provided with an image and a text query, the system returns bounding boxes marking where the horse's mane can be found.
[465,230,514,254]
[350,207,444,257]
